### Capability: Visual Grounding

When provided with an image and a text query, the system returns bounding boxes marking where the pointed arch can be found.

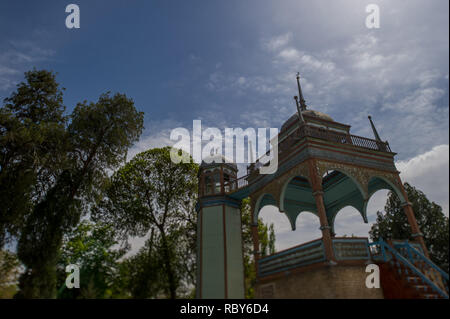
[329,204,367,235]
[322,169,367,232]
[321,168,368,200]
[332,205,369,237]
[293,211,322,242]
[279,173,315,229]
[253,193,278,224]
[363,175,406,214]
[279,173,313,212]
[292,210,320,231]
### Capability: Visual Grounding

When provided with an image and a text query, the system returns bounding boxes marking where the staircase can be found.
[369,239,449,299]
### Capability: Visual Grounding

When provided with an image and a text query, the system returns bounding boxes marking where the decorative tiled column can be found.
[308,159,336,262]
[397,177,429,257]
[401,201,429,257]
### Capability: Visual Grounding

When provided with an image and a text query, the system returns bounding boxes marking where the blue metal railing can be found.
[368,238,449,299]
[393,240,449,294]
[332,238,370,261]
[257,239,325,277]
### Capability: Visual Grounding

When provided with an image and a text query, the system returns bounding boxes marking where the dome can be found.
[302,109,334,122]
[281,114,300,131]
[281,109,334,131]
[200,154,238,171]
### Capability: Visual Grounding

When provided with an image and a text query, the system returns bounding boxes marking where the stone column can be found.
[308,160,336,262]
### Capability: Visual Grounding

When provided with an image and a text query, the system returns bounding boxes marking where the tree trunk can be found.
[160,230,177,299]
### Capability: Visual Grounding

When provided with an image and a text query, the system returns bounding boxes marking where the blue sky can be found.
[1,0,448,251]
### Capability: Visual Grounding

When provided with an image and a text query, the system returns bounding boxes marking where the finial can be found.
[368,115,382,142]
[296,72,307,111]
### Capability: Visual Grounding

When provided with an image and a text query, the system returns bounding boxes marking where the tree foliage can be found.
[1,69,279,299]
[56,220,128,299]
[0,250,20,298]
[0,70,67,246]
[0,69,144,298]
[370,182,449,271]
[92,147,198,299]
[240,198,275,299]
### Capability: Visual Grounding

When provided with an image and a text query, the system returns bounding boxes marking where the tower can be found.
[195,74,447,299]
[196,155,245,298]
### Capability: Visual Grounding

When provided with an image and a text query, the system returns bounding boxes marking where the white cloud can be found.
[262,32,292,52]
[124,0,449,255]
[127,119,181,160]
[0,41,55,91]
[278,48,300,61]
[237,76,246,85]
[382,87,445,113]
[397,144,449,216]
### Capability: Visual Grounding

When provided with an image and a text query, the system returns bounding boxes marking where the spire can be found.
[294,96,305,123]
[368,115,382,141]
[296,72,307,111]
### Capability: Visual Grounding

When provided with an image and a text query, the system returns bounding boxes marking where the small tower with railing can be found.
[196,155,245,298]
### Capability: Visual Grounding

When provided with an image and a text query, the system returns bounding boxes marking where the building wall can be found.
[200,204,245,299]
[201,205,225,298]
[255,264,384,299]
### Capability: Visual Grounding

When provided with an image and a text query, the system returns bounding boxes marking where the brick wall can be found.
[255,264,384,299]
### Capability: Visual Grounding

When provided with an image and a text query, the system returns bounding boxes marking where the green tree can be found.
[11,71,144,298]
[117,229,163,298]
[240,198,275,299]
[370,182,449,271]
[0,69,67,247]
[0,250,20,298]
[56,220,128,299]
[92,147,198,299]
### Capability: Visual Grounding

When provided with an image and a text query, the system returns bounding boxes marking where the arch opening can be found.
[322,170,367,232]
[253,193,278,224]
[280,174,315,229]
[367,176,406,204]
[332,206,368,238]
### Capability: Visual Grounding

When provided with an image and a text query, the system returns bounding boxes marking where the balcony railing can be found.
[257,239,326,277]
[257,237,374,278]
[296,124,391,152]
[224,124,391,194]
[224,175,248,194]
[332,237,370,260]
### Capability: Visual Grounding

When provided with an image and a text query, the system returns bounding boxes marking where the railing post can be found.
[405,240,414,263]
[378,238,387,261]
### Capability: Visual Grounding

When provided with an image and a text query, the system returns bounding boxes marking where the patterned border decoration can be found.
[315,159,403,201]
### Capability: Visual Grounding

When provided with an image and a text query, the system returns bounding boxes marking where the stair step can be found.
[422,293,440,299]
[406,276,422,284]
[413,285,430,292]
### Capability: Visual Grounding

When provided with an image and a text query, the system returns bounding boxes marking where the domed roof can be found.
[200,154,238,171]
[302,109,334,122]
[281,109,334,131]
[281,114,300,131]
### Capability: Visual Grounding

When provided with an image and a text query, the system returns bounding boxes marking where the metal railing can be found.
[393,240,449,295]
[332,238,370,261]
[368,238,449,299]
[224,175,248,193]
[257,239,325,277]
[224,123,392,194]
[297,124,391,152]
